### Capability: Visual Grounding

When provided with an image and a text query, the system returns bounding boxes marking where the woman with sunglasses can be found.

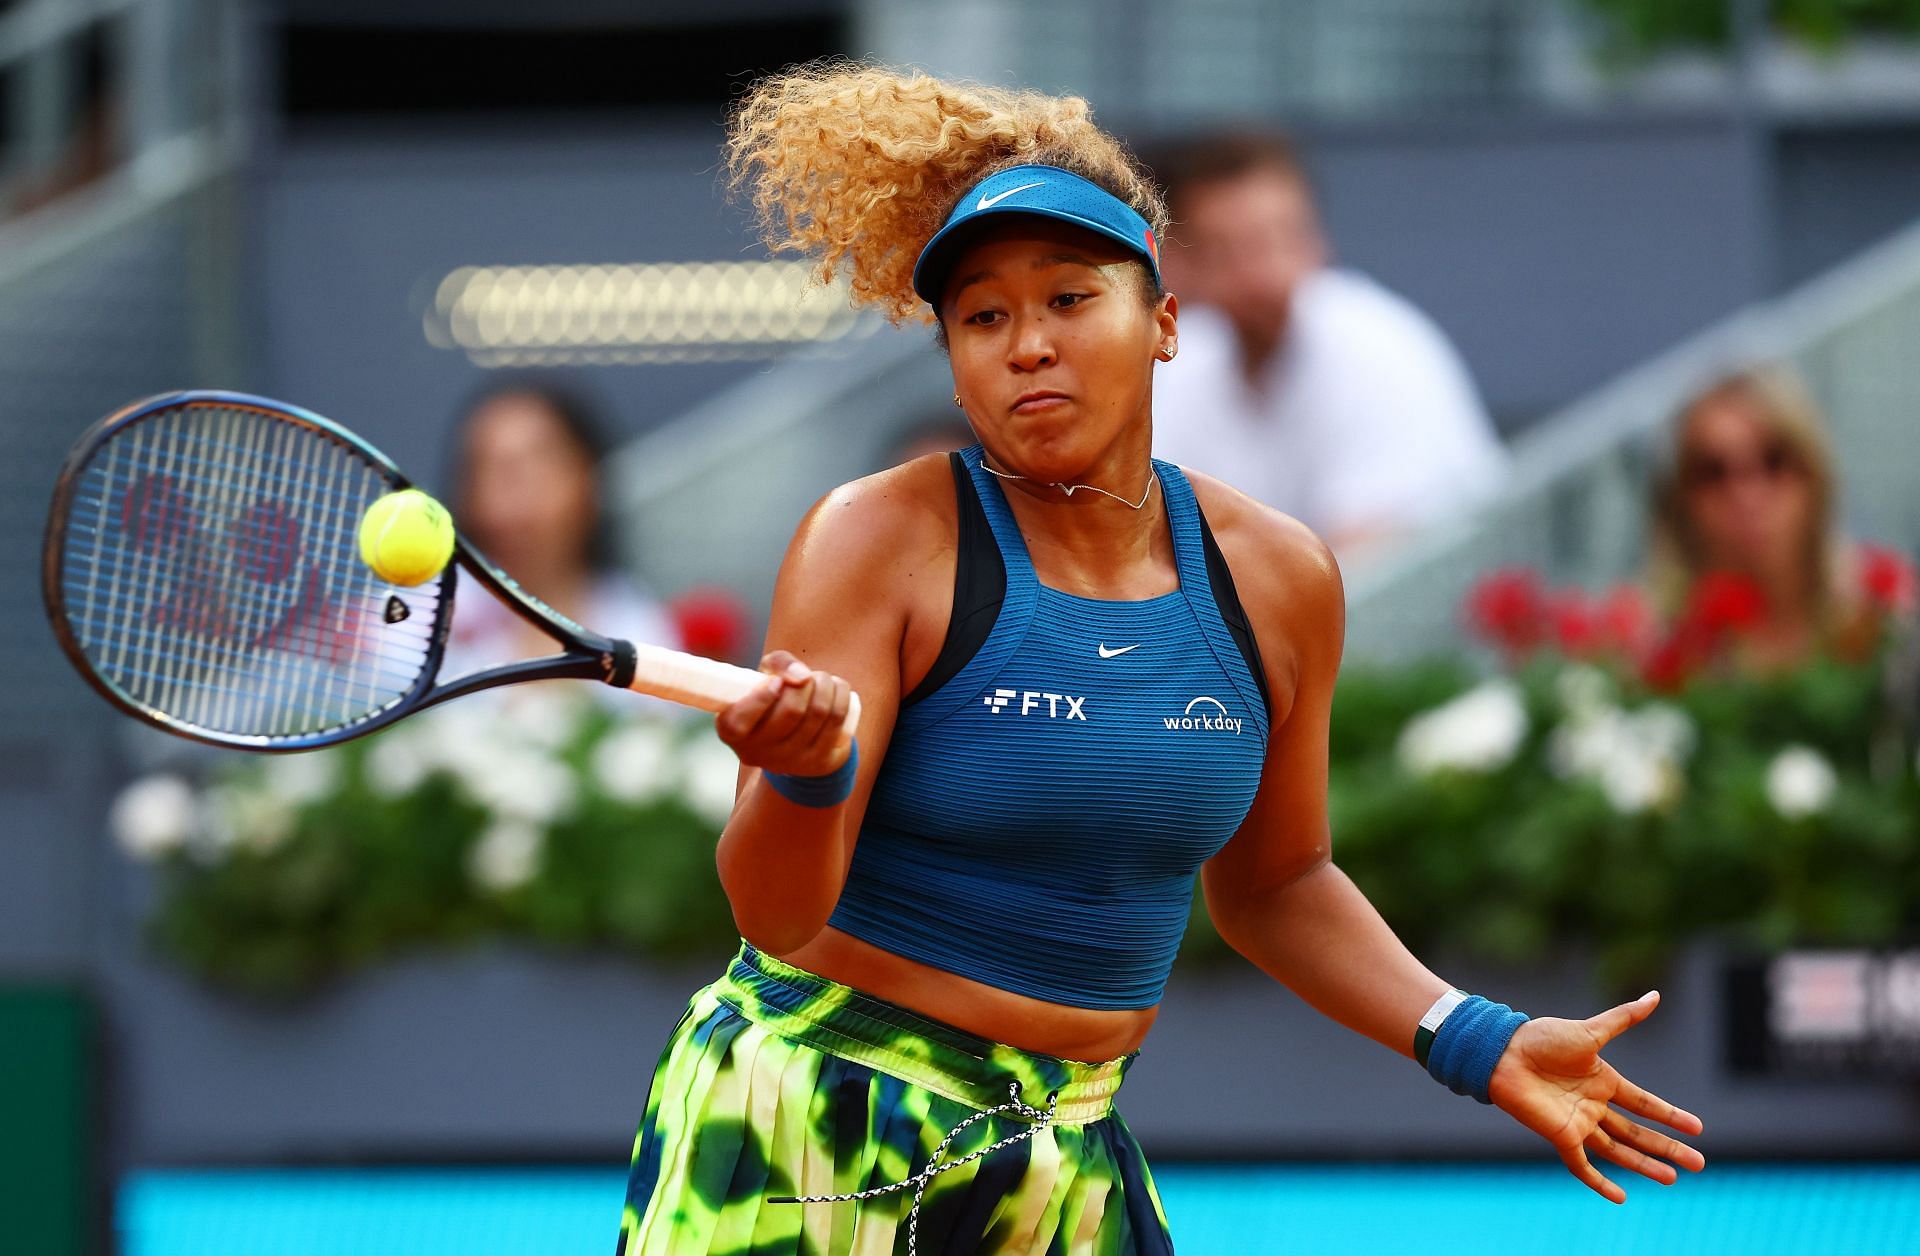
[616,64,1705,1255]
[1651,364,1914,673]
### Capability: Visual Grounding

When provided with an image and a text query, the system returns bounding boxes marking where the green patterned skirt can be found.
[616,943,1174,1255]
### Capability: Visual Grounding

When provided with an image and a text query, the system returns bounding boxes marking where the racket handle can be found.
[622,641,862,751]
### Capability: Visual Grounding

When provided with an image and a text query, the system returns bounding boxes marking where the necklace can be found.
[977,458,1159,510]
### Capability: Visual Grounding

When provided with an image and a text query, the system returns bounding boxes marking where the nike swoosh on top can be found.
[1097,643,1141,658]
[977,181,1046,210]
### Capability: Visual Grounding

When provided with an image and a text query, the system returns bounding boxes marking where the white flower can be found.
[200,783,295,857]
[1632,703,1697,762]
[402,703,579,822]
[262,751,341,805]
[681,731,744,825]
[462,755,577,824]
[499,688,586,752]
[1553,664,1614,719]
[433,724,523,800]
[1546,700,1695,815]
[1396,679,1529,776]
[1767,745,1838,820]
[109,775,198,861]
[365,728,435,799]
[591,721,677,804]
[1599,751,1673,816]
[1548,711,1617,782]
[468,818,544,892]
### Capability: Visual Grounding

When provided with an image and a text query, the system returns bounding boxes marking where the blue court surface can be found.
[120,1161,1920,1255]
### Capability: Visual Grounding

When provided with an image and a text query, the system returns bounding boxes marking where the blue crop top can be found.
[826,448,1272,1009]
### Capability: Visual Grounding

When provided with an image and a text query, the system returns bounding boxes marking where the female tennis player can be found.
[617,64,1705,1255]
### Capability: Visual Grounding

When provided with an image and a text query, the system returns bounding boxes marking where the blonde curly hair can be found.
[725,61,1168,324]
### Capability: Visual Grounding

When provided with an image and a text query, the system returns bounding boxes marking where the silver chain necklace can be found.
[977,458,1159,510]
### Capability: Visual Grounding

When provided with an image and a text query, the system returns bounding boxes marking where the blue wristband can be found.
[762,739,858,808]
[1425,994,1529,1104]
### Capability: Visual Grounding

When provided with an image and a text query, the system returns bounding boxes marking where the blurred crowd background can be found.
[6,1,1920,1253]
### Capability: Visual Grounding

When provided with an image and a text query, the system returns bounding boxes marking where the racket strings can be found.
[57,402,448,740]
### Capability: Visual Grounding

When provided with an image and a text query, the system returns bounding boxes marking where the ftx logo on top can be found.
[980,690,1244,734]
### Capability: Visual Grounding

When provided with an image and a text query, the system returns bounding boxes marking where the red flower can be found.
[1593,584,1655,657]
[670,586,752,663]
[1636,571,1768,690]
[1545,589,1599,659]
[1464,567,1550,660]
[1685,570,1768,637]
[1640,635,1694,693]
[1857,542,1918,615]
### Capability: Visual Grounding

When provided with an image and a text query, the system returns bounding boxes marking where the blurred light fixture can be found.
[423,260,877,366]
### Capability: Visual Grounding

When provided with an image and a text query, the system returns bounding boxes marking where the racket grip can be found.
[621,641,861,751]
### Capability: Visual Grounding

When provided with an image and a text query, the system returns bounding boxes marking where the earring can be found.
[1159,345,1178,361]
[953,393,962,408]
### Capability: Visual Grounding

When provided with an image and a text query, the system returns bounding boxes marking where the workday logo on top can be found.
[1164,696,1243,735]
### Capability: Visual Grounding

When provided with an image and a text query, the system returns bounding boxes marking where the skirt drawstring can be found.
[770,1081,1060,1255]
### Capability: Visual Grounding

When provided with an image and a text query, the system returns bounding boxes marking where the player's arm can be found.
[1193,481,1451,1060]
[712,464,940,954]
[1196,481,1706,1200]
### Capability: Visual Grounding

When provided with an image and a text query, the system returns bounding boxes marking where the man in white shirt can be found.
[1149,133,1509,565]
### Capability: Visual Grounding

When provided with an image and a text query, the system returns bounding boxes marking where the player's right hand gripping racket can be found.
[43,390,859,752]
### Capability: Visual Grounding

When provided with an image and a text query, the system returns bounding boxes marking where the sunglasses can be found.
[1681,442,1802,491]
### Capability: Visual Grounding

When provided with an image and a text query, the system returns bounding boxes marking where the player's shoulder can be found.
[1183,467,1342,623]
[783,452,958,581]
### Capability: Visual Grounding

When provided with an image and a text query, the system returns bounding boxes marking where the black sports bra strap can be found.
[1194,507,1273,719]
[901,451,1007,707]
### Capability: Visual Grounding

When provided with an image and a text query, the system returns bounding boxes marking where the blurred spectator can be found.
[1645,364,1916,682]
[1146,131,1509,564]
[443,377,678,678]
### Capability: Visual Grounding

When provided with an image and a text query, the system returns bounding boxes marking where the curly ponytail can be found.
[725,61,1167,323]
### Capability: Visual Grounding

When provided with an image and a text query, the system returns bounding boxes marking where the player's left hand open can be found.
[1488,990,1706,1204]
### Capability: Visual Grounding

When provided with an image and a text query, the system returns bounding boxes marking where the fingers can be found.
[816,673,854,751]
[718,652,855,776]
[1586,990,1661,1048]
[772,667,850,759]
[1612,1073,1706,1138]
[753,672,819,746]
[1556,1141,1625,1205]
[1601,1109,1707,1174]
[715,670,786,745]
[1586,1122,1677,1186]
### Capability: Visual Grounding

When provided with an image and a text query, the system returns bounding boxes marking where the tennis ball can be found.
[358,489,454,586]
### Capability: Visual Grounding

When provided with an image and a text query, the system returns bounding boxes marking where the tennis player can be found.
[617,64,1705,1255]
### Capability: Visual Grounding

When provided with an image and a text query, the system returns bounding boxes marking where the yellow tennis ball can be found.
[358,489,454,586]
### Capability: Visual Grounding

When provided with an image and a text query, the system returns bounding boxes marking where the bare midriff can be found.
[779,926,1159,1064]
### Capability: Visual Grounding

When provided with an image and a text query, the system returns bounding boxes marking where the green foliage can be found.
[121,650,1920,999]
[1183,651,1920,995]
[131,697,738,997]
[1581,0,1920,56]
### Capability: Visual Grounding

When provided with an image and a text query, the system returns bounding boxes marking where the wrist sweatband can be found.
[1423,993,1529,1104]
[762,739,857,808]
[1413,987,1469,1069]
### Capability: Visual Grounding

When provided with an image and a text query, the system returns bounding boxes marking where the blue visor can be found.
[911,164,1162,307]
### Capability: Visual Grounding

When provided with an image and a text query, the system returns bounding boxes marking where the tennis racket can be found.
[43,389,858,752]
